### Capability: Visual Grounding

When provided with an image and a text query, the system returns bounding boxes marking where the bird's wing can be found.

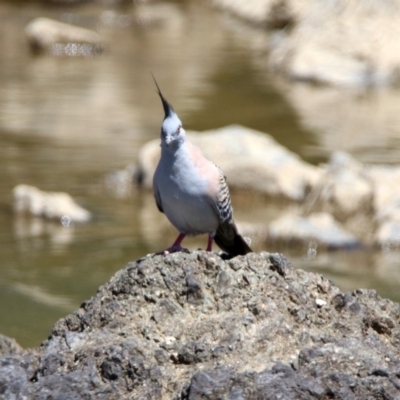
[153,177,164,213]
[186,142,233,223]
[212,166,252,256]
[182,141,252,256]
[214,167,233,223]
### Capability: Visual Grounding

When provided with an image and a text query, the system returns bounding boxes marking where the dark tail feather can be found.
[214,220,252,257]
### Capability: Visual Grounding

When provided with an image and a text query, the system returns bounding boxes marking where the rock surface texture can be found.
[1,251,399,399]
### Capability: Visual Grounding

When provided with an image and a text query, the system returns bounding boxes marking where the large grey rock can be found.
[0,334,23,357]
[25,18,104,56]
[135,125,321,201]
[1,251,399,399]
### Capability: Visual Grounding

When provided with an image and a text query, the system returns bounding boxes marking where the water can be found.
[0,0,399,348]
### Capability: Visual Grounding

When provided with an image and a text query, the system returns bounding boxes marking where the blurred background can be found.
[1,0,400,348]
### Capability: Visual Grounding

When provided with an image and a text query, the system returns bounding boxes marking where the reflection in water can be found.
[307,241,318,259]
[13,282,74,310]
[61,215,72,227]
[14,217,74,248]
[0,1,399,348]
[278,82,400,164]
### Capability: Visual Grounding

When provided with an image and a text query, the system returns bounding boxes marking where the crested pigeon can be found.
[152,78,252,257]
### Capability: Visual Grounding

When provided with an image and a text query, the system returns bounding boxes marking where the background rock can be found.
[135,125,321,201]
[13,184,92,223]
[25,18,104,56]
[1,251,399,398]
[268,0,400,86]
[214,0,400,86]
[211,0,297,28]
[133,125,400,249]
[368,165,400,246]
[301,153,400,246]
[302,152,375,244]
[268,212,361,249]
[305,152,374,220]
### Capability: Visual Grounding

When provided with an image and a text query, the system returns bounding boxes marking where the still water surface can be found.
[0,0,399,348]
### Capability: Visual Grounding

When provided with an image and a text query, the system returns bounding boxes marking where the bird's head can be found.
[152,75,186,148]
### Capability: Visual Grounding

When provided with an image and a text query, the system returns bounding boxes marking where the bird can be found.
[152,77,252,257]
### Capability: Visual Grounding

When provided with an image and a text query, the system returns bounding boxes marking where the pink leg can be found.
[206,233,215,252]
[163,233,186,254]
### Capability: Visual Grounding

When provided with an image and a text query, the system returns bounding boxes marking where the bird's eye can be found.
[176,125,181,134]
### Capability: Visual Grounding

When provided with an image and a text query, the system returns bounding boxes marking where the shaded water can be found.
[0,0,399,348]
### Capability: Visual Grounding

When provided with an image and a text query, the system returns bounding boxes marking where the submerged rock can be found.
[1,251,399,398]
[25,18,104,56]
[13,184,92,223]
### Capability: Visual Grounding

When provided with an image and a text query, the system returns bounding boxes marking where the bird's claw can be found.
[155,246,190,256]
[164,245,190,254]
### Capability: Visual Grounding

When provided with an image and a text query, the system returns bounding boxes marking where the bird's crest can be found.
[151,73,174,120]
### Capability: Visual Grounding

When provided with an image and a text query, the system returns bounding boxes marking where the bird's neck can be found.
[161,138,186,157]
[160,141,196,175]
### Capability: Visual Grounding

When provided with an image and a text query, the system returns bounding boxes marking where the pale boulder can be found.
[368,165,400,222]
[268,212,360,249]
[303,152,400,246]
[367,165,400,245]
[305,152,374,220]
[25,18,104,56]
[269,0,400,86]
[135,125,321,201]
[13,184,91,223]
[211,0,296,28]
[213,0,400,86]
[375,219,400,248]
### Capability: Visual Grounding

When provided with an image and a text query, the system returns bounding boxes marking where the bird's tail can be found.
[214,219,252,257]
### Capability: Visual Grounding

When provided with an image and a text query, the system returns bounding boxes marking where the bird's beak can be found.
[164,134,174,146]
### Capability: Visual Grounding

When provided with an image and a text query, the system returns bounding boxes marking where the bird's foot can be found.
[156,245,190,255]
